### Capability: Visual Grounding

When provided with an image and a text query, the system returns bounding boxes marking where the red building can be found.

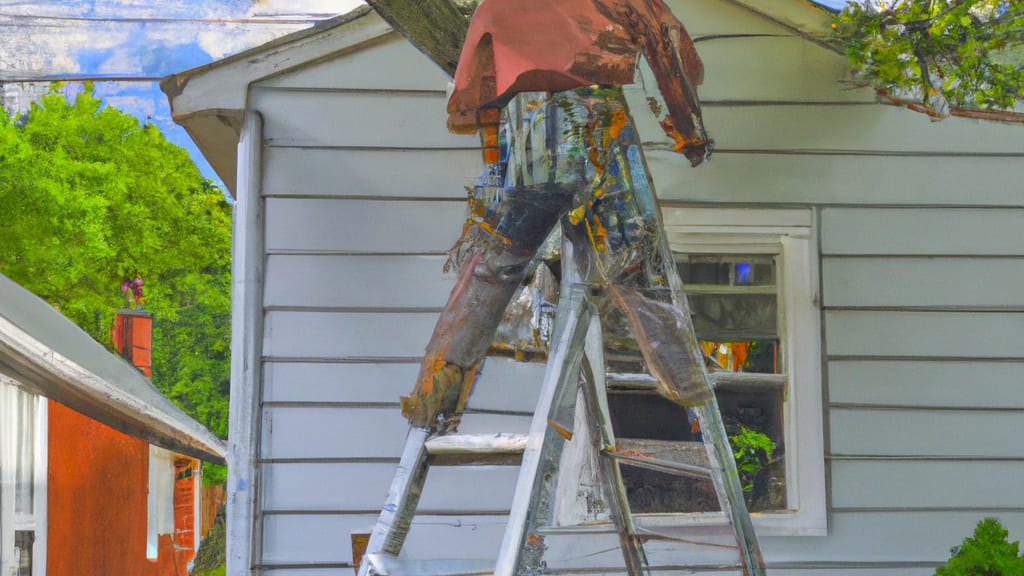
[0,274,226,576]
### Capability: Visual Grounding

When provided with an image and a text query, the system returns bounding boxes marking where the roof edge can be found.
[160,4,376,107]
[0,273,226,463]
[722,0,839,52]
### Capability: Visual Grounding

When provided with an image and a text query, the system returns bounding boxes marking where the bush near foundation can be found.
[936,518,1024,576]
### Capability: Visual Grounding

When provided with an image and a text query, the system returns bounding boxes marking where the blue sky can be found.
[0,0,361,192]
[0,0,848,191]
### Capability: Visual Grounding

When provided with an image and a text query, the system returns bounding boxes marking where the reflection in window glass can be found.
[15,391,35,515]
[15,530,34,576]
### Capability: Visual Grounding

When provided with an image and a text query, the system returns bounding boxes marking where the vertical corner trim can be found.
[227,110,265,576]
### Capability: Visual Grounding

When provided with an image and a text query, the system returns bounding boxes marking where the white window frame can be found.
[146,446,175,559]
[0,376,48,576]
[654,206,827,536]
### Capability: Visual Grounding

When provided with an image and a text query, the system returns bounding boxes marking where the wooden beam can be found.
[365,0,470,78]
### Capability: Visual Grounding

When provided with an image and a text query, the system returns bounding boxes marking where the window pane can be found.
[15,530,34,575]
[716,383,787,511]
[701,339,780,374]
[608,394,695,441]
[610,384,786,513]
[602,252,788,514]
[690,294,777,339]
[678,255,776,287]
[622,469,721,514]
[14,390,35,515]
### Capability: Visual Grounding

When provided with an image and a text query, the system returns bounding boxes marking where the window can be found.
[609,251,788,514]
[554,208,826,536]
[147,446,175,559]
[1,376,48,576]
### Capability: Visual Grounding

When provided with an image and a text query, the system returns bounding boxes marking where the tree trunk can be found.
[365,0,470,78]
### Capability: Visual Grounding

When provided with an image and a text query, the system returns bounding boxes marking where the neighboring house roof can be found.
[160,0,834,197]
[0,272,226,463]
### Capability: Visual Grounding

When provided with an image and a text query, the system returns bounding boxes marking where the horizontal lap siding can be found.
[825,310,1024,358]
[253,41,502,572]
[823,258,1024,308]
[829,360,1024,408]
[264,198,464,254]
[263,358,544,413]
[831,460,1024,509]
[651,152,1024,206]
[249,2,1024,571]
[262,513,508,565]
[262,147,478,199]
[821,205,1024,569]
[821,209,1024,255]
[262,462,518,513]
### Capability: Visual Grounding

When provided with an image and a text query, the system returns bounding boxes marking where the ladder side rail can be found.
[580,313,649,576]
[649,213,766,576]
[495,244,593,576]
[358,426,432,576]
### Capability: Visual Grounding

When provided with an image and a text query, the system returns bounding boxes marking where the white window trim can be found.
[0,376,48,576]
[657,206,827,537]
[147,445,175,559]
[548,207,826,538]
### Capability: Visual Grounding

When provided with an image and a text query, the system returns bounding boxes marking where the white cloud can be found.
[249,0,363,17]
[104,94,156,117]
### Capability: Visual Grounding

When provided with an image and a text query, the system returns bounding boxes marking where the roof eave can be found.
[0,273,226,463]
[160,4,390,197]
[721,0,838,52]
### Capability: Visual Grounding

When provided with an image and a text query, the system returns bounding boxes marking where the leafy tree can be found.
[832,1,1024,121]
[0,84,232,438]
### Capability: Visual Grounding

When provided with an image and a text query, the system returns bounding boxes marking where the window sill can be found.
[541,510,827,538]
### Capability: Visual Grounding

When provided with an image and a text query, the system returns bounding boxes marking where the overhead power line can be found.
[0,12,338,24]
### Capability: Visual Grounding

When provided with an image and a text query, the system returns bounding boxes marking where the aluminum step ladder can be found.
[356,234,767,576]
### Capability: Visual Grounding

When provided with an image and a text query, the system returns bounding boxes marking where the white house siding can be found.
[244,1,1024,573]
[250,32,544,571]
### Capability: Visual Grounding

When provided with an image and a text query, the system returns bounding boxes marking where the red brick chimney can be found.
[111,309,153,378]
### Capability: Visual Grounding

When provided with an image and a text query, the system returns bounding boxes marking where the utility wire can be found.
[0,12,338,24]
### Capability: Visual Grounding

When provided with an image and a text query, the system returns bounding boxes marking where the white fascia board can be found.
[0,273,226,463]
[722,0,836,47]
[162,6,389,116]
[160,7,392,195]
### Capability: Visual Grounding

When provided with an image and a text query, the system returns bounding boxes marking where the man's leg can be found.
[401,184,574,429]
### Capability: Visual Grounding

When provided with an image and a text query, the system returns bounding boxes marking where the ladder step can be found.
[605,438,713,480]
[366,554,493,576]
[424,433,527,466]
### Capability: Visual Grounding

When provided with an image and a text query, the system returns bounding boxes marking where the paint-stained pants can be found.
[401,89,710,430]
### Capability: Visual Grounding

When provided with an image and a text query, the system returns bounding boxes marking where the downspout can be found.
[227,110,265,576]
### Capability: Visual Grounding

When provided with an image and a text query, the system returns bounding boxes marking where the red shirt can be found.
[447,0,710,165]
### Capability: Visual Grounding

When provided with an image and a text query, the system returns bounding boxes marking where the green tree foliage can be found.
[0,85,232,438]
[833,1,1024,119]
[728,426,775,492]
[935,518,1024,576]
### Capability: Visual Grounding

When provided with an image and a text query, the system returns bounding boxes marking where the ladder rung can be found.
[425,433,527,466]
[366,554,494,576]
[605,438,713,480]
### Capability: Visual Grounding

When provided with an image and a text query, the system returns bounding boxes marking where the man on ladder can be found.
[362,1,767,574]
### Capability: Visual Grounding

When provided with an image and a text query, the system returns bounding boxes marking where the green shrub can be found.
[935,518,1024,576]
